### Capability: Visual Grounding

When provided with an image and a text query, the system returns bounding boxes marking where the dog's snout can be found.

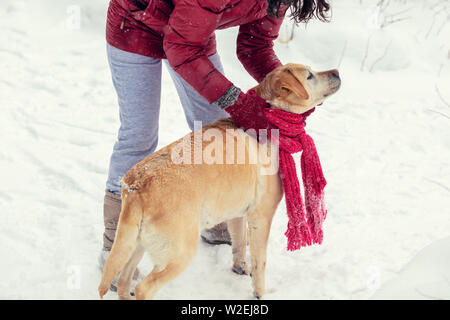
[331,69,340,79]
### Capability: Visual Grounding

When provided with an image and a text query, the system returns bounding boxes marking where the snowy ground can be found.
[0,0,449,299]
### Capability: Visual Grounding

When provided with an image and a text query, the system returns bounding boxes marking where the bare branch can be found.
[369,39,393,72]
[435,13,450,36]
[424,178,450,193]
[415,288,445,301]
[427,109,450,120]
[381,16,410,28]
[435,85,450,108]
[337,40,348,69]
[361,34,373,72]
[425,13,438,39]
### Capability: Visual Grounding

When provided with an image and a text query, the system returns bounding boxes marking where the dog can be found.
[98,63,341,300]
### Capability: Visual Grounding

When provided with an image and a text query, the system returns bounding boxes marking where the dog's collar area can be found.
[265,102,323,114]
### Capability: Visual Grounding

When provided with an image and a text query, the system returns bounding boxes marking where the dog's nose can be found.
[331,69,340,79]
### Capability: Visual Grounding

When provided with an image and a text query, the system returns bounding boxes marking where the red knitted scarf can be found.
[263,107,327,251]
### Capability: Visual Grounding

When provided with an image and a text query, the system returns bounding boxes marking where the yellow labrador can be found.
[98,63,341,300]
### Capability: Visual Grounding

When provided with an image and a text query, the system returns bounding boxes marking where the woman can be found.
[101,0,330,263]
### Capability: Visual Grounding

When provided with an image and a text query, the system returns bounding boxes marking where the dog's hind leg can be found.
[116,244,145,300]
[228,217,248,275]
[98,193,142,299]
[134,225,199,300]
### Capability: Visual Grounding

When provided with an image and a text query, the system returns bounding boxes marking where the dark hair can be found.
[267,0,331,23]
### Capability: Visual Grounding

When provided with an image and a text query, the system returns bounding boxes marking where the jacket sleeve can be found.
[163,0,234,104]
[237,8,287,83]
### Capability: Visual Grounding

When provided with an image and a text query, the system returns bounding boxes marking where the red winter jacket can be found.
[106,0,286,105]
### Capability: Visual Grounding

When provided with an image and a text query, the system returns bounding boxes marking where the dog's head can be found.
[255,63,341,114]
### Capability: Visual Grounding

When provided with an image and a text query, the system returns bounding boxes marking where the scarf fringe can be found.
[285,223,312,251]
[285,190,327,250]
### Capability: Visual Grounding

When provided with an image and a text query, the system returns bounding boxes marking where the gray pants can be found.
[105,44,228,195]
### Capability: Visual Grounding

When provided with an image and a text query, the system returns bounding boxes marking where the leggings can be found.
[105,44,228,195]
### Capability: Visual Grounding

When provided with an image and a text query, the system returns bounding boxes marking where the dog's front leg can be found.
[247,205,276,299]
[227,217,248,275]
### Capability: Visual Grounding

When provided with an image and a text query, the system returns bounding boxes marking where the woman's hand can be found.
[225,89,271,132]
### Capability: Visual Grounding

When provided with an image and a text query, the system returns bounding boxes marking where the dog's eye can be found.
[307,72,314,80]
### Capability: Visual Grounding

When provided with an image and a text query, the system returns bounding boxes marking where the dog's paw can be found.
[98,285,109,299]
[253,287,275,299]
[232,263,249,275]
[118,293,136,300]
[253,291,263,300]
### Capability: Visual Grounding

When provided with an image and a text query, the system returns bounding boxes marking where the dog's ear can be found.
[278,70,309,100]
[280,82,309,100]
[257,67,309,102]
[273,69,309,100]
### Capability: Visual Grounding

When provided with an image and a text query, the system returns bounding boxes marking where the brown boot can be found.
[102,190,121,251]
[201,222,232,245]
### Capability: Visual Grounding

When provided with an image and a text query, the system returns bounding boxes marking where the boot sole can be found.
[201,235,232,246]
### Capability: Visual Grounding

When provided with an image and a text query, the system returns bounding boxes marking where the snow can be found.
[0,0,449,299]
[371,236,450,300]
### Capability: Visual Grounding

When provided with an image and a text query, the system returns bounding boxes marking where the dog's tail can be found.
[98,191,143,299]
